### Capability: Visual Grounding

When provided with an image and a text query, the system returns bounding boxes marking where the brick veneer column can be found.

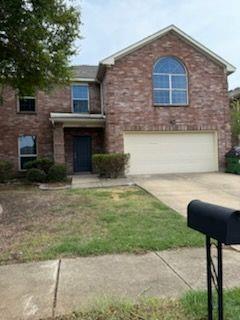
[53,123,65,164]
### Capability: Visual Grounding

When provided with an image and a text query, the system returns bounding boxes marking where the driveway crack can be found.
[52,259,61,317]
[154,252,192,290]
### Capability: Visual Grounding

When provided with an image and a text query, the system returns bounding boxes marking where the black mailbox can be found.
[187,200,240,245]
[187,200,240,320]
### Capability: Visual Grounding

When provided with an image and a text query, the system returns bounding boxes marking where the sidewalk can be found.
[1,247,240,320]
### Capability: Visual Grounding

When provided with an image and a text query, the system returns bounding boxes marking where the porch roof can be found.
[50,113,105,128]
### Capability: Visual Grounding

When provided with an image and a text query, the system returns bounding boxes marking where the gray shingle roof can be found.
[71,65,98,80]
[229,87,240,99]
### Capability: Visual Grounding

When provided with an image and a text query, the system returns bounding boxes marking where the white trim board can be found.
[70,78,98,82]
[100,25,235,74]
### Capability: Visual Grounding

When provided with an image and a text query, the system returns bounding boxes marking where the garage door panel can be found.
[124,132,218,175]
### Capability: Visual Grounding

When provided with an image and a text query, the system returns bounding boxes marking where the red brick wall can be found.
[89,83,101,114]
[0,31,232,172]
[102,31,231,167]
[0,82,101,172]
[64,128,104,173]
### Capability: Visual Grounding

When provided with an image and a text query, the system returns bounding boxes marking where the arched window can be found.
[153,57,188,105]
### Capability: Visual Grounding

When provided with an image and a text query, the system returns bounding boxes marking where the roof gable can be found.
[100,25,235,74]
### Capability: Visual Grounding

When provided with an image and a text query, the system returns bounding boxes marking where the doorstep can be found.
[71,174,134,189]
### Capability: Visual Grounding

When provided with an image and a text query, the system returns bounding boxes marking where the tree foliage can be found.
[230,99,240,139]
[0,0,80,96]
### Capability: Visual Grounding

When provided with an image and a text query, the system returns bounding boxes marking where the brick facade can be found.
[102,31,231,167]
[89,83,101,114]
[0,82,101,172]
[0,29,233,173]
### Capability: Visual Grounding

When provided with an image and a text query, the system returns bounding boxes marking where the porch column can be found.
[53,123,65,164]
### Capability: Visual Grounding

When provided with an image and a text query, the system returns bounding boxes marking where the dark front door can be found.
[73,136,92,172]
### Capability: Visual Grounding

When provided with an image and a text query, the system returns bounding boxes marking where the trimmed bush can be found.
[25,157,54,174]
[92,153,130,178]
[0,160,13,182]
[47,164,67,182]
[26,168,46,183]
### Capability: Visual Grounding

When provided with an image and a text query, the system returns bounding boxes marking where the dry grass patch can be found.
[44,288,240,320]
[46,298,189,320]
[0,185,203,264]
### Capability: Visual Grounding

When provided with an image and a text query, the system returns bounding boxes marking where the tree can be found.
[230,99,240,145]
[0,0,80,98]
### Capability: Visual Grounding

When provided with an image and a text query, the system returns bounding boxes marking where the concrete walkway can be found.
[1,247,240,319]
[133,172,240,217]
[71,174,134,189]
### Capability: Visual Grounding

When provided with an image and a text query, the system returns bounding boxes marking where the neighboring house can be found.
[229,87,240,101]
[0,25,236,175]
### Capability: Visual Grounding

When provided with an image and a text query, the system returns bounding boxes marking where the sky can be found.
[71,0,240,90]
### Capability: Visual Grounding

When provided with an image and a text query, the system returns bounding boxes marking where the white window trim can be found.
[71,83,90,113]
[17,96,36,113]
[18,135,37,171]
[153,73,188,106]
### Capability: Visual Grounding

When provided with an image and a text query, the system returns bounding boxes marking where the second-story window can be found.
[153,56,188,106]
[72,84,89,113]
[19,96,36,112]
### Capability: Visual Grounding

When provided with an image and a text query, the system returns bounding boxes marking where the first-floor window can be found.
[19,96,36,112]
[19,135,37,170]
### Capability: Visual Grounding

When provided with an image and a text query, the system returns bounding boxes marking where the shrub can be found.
[92,153,130,178]
[0,160,13,182]
[25,157,54,174]
[26,168,46,183]
[47,164,67,182]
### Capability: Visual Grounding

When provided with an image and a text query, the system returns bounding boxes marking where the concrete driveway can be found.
[133,172,240,217]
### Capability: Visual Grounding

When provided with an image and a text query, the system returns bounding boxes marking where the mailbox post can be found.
[187,200,240,320]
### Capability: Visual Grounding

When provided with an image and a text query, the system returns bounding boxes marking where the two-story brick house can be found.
[0,25,236,175]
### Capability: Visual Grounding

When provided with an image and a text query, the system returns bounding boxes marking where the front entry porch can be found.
[50,113,105,174]
[65,127,104,174]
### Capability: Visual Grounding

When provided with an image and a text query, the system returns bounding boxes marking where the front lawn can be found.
[46,288,240,320]
[0,185,203,264]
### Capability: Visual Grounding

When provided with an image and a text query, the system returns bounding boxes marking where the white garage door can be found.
[124,131,218,175]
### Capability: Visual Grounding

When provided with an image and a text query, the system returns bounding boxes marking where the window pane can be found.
[172,91,187,104]
[72,85,88,99]
[154,57,186,74]
[20,156,37,170]
[153,90,170,104]
[19,97,35,112]
[19,136,36,155]
[153,75,169,88]
[172,76,187,89]
[73,100,88,113]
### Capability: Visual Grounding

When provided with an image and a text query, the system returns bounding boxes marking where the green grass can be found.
[182,288,240,319]
[0,185,203,264]
[45,288,240,320]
